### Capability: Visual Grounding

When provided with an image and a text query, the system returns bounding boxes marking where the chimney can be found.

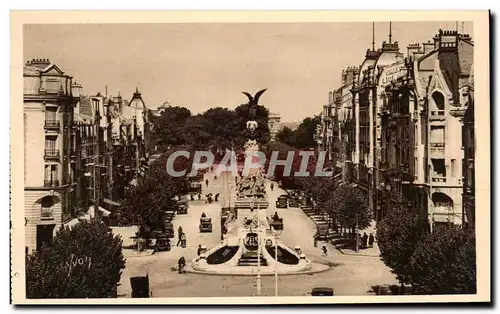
[341,70,347,85]
[439,30,459,52]
[406,43,421,58]
[423,40,434,54]
[433,30,442,49]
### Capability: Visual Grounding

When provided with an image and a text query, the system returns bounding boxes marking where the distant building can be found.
[268,112,281,141]
[23,58,80,252]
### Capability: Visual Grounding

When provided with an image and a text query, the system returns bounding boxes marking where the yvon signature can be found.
[66,253,92,277]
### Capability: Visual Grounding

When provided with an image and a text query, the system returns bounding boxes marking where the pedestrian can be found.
[205,179,209,187]
[313,233,318,248]
[181,233,187,248]
[197,244,202,256]
[214,175,217,180]
[176,226,183,246]
[368,233,375,248]
[273,211,279,221]
[178,256,186,274]
[215,193,219,202]
[201,212,206,218]
[190,194,194,201]
[362,232,368,249]
[270,183,274,191]
[321,245,328,257]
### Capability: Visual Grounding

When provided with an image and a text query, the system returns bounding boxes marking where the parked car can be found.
[199,217,213,233]
[288,196,300,208]
[177,201,188,214]
[275,195,288,208]
[311,287,334,296]
[163,221,174,238]
[316,223,330,240]
[270,218,284,231]
[155,233,171,252]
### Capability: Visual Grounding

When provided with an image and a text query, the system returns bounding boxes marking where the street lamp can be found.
[271,223,283,296]
[250,198,262,296]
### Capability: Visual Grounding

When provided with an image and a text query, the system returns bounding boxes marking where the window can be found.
[45,137,56,150]
[44,165,58,182]
[432,92,445,110]
[430,126,445,144]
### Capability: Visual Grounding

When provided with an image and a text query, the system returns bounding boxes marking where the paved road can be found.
[117,173,398,298]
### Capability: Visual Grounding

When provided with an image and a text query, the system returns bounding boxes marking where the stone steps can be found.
[238,252,268,266]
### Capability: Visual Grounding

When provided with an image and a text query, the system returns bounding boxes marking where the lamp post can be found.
[256,200,262,296]
[271,223,283,296]
[251,198,262,296]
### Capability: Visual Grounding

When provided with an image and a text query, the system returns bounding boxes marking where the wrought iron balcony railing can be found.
[44,120,61,130]
[43,180,60,187]
[44,149,60,159]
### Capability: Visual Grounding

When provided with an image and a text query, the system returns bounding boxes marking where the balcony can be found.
[44,120,61,133]
[41,207,54,220]
[43,180,60,187]
[429,110,445,121]
[430,142,445,157]
[431,175,447,183]
[44,149,60,160]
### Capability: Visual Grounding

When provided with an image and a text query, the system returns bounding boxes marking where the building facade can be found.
[268,112,281,141]
[24,59,80,252]
[322,28,475,229]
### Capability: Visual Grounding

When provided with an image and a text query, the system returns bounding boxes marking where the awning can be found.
[89,205,111,217]
[103,198,121,206]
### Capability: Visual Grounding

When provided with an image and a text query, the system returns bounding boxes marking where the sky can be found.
[24,21,473,122]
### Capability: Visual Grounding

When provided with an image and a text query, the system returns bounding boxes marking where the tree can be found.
[202,107,241,152]
[331,184,371,232]
[276,126,294,146]
[291,116,321,149]
[151,106,192,150]
[26,219,125,298]
[117,166,179,234]
[377,203,429,287]
[409,224,476,294]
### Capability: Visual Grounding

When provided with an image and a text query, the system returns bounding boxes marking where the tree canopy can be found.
[26,219,125,299]
[275,116,321,149]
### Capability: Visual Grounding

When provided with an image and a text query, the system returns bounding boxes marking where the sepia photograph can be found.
[10,10,490,304]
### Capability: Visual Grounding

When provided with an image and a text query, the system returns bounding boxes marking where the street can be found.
[116,171,398,297]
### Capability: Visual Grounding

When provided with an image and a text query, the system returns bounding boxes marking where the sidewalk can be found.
[300,207,381,258]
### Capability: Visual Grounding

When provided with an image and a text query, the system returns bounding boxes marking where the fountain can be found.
[190,90,324,276]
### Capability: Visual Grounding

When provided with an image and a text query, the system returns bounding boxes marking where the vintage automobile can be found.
[177,200,188,215]
[288,196,301,208]
[199,217,213,233]
[315,223,330,241]
[275,195,288,208]
[311,287,334,296]
[270,218,284,231]
[163,221,174,238]
[155,233,171,252]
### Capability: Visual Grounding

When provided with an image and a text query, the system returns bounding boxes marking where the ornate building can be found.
[23,59,80,252]
[330,26,474,228]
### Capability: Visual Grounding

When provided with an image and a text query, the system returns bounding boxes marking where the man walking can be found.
[177,226,183,246]
[368,233,375,248]
[362,232,368,249]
